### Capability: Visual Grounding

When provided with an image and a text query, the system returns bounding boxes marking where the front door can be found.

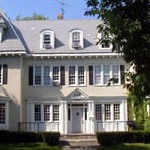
[72,107,83,133]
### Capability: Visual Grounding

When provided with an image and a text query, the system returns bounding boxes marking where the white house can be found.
[0,13,129,134]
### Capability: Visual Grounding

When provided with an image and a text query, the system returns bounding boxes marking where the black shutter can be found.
[120,65,125,84]
[29,66,33,85]
[60,66,65,85]
[3,64,8,84]
[89,66,93,85]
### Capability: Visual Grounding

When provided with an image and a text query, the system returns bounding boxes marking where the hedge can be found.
[97,131,150,146]
[0,130,60,145]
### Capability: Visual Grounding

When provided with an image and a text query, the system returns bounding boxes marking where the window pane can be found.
[43,33,51,44]
[53,66,59,82]
[78,66,84,85]
[34,105,41,121]
[114,104,120,120]
[95,104,102,120]
[34,66,41,85]
[103,65,110,84]
[53,105,59,121]
[44,66,50,85]
[0,103,5,124]
[112,65,119,84]
[95,66,101,85]
[69,66,75,85]
[44,105,50,121]
[72,32,80,42]
[104,104,111,120]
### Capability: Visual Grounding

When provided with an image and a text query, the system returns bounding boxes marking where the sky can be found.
[0,0,95,20]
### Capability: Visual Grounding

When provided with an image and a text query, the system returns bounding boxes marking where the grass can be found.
[0,143,62,150]
[97,143,150,150]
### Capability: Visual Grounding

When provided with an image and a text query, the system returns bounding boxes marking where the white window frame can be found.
[52,66,61,85]
[97,33,113,49]
[68,65,86,86]
[33,66,52,86]
[69,29,84,49]
[33,103,59,122]
[93,64,121,86]
[40,30,55,50]
[0,100,9,129]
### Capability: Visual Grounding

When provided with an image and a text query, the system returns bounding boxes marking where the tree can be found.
[16,13,48,20]
[85,0,150,99]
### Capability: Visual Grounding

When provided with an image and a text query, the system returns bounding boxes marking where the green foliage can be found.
[0,131,60,146]
[16,13,48,20]
[85,0,150,98]
[97,131,150,146]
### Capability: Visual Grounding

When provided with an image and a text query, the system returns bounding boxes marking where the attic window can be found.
[40,30,55,50]
[97,32,112,49]
[43,33,51,49]
[69,30,84,49]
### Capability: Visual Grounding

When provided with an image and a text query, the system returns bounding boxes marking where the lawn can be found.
[0,143,62,150]
[97,143,150,150]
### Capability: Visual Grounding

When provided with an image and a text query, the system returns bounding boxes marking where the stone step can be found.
[60,134,99,150]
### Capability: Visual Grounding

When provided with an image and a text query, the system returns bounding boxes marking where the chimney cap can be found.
[57,13,63,20]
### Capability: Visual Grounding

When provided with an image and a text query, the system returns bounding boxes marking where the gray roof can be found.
[0,15,26,53]
[12,19,112,54]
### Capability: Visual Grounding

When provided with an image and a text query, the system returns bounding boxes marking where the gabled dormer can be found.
[69,29,84,49]
[97,32,113,49]
[0,14,7,43]
[40,30,55,50]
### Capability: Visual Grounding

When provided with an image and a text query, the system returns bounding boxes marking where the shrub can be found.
[97,131,150,146]
[0,130,60,145]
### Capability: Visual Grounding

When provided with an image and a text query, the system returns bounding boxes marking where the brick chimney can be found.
[57,13,63,20]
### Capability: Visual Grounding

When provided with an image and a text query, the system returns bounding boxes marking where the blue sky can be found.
[0,0,94,20]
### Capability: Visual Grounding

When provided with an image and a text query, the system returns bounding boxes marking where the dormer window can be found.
[69,29,84,49]
[43,33,51,49]
[97,32,112,49]
[40,30,55,50]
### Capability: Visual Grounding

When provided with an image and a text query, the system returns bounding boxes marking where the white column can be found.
[64,101,68,134]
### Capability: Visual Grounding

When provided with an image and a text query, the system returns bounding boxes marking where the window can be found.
[95,104,102,120]
[34,105,41,121]
[0,64,8,84]
[103,65,110,85]
[97,32,112,49]
[0,103,5,124]
[43,32,51,49]
[44,66,51,85]
[114,104,120,120]
[53,105,59,121]
[69,66,85,86]
[33,104,59,122]
[34,66,42,85]
[69,66,76,85]
[72,32,80,48]
[104,104,111,120]
[78,66,85,85]
[94,66,102,85]
[40,30,55,50]
[53,66,60,84]
[70,30,84,49]
[112,65,119,84]
[92,64,121,86]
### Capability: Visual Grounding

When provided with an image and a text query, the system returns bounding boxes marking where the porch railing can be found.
[96,121,128,132]
[18,122,59,132]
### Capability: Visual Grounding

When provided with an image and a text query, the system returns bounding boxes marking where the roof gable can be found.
[66,88,89,100]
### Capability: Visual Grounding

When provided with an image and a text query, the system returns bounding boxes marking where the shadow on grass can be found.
[97,143,150,150]
[0,143,62,150]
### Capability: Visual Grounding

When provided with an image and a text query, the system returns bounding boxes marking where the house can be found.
[0,13,129,134]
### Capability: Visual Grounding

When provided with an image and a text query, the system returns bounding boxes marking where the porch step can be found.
[60,134,99,150]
